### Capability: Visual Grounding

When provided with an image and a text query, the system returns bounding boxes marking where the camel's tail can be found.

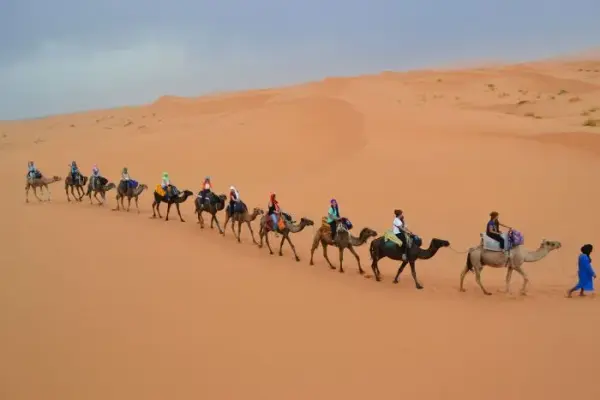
[369,239,377,261]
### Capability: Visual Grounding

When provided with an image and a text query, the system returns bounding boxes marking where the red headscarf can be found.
[270,193,280,211]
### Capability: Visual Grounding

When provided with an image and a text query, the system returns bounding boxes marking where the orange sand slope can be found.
[2,57,600,400]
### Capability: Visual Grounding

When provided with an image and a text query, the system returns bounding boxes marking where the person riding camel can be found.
[91,164,100,188]
[161,172,174,199]
[229,185,241,215]
[27,161,42,180]
[327,198,341,239]
[392,209,413,260]
[121,167,133,189]
[267,192,281,230]
[199,176,213,204]
[486,211,512,250]
[70,161,81,184]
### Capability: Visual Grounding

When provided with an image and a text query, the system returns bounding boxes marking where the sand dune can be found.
[2,55,600,400]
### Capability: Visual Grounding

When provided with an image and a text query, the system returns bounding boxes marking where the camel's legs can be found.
[321,242,337,269]
[134,197,140,214]
[77,186,85,201]
[165,203,172,221]
[278,235,286,256]
[338,247,345,273]
[504,268,514,293]
[113,194,121,211]
[459,264,469,292]
[309,234,321,266]
[393,261,409,283]
[197,210,204,227]
[470,260,492,296]
[369,245,382,281]
[25,185,30,203]
[124,196,129,211]
[32,187,43,202]
[245,221,258,244]
[236,221,243,243]
[65,185,71,202]
[222,213,230,235]
[44,184,52,202]
[262,231,275,255]
[231,218,238,239]
[152,201,163,218]
[211,214,223,234]
[347,245,363,274]
[512,265,529,295]
[174,203,185,222]
[409,261,424,289]
[283,234,300,262]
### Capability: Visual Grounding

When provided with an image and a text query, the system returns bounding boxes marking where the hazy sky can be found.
[1,0,598,120]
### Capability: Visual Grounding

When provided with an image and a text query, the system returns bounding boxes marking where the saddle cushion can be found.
[129,179,138,188]
[232,202,246,213]
[383,230,403,246]
[155,184,166,197]
[481,232,510,252]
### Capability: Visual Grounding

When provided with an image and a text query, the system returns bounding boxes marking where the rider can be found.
[327,198,341,239]
[91,164,100,187]
[229,185,241,215]
[199,176,213,204]
[161,172,172,197]
[121,167,131,188]
[392,209,413,259]
[268,192,281,229]
[27,161,41,179]
[70,161,81,184]
[486,211,511,249]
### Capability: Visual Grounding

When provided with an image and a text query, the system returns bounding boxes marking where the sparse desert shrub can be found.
[582,111,590,116]
[583,119,599,127]
[524,112,536,117]
[569,96,581,103]
[487,83,496,91]
[517,100,529,106]
[558,89,568,95]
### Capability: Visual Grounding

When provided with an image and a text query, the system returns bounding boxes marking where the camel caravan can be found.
[24,162,564,296]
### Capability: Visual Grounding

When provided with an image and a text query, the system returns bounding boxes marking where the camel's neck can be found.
[523,246,551,262]
[417,242,442,260]
[349,230,371,246]
[246,212,260,221]
[288,222,308,233]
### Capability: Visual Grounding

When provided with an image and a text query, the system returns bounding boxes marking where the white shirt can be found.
[392,217,404,234]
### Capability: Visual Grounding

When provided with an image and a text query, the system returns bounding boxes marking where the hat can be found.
[163,172,169,178]
[330,198,337,204]
[230,185,235,190]
[489,211,499,218]
[122,167,128,172]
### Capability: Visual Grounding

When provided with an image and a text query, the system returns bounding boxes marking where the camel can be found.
[85,177,116,205]
[194,192,227,234]
[25,175,62,203]
[309,217,377,274]
[112,180,148,213]
[459,234,562,296]
[258,214,314,261]
[222,201,264,244]
[369,232,450,289]
[151,185,194,222]
[64,174,88,202]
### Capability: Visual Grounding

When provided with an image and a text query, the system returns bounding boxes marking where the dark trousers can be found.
[487,231,505,249]
[396,232,408,253]
[229,200,235,214]
[200,189,210,202]
[329,221,337,239]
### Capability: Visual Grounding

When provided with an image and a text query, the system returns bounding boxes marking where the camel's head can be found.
[540,239,562,251]
[253,207,265,215]
[217,194,227,202]
[300,217,314,226]
[52,176,62,182]
[182,190,194,197]
[432,238,451,248]
[361,227,378,239]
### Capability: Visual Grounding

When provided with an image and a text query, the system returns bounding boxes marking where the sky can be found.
[1,0,598,120]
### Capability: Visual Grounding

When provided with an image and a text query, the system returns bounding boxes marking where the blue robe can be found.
[574,254,596,291]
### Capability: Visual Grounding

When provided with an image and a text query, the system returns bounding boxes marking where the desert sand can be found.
[2,55,600,400]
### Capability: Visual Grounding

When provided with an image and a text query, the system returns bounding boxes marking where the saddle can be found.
[383,230,414,249]
[481,230,524,252]
[27,171,42,180]
[91,176,108,189]
[155,184,166,197]
[232,201,247,214]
